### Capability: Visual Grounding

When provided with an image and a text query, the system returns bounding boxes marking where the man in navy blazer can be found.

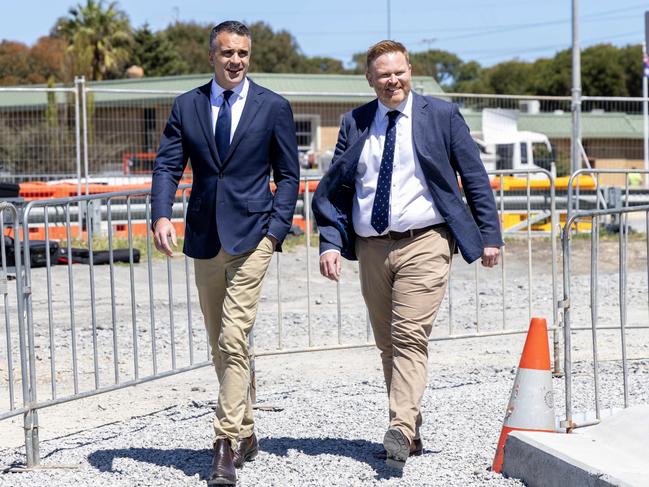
[313,40,502,468]
[151,21,299,485]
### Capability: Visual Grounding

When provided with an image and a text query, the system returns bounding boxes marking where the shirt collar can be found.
[210,77,248,104]
[376,90,412,122]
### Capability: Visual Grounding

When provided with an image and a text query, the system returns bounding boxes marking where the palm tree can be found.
[55,0,133,80]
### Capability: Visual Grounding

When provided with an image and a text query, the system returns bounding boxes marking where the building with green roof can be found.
[0,72,644,180]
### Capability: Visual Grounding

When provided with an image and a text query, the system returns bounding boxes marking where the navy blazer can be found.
[151,79,300,258]
[312,92,503,264]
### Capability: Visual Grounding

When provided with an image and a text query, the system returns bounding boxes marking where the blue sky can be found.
[1,0,646,67]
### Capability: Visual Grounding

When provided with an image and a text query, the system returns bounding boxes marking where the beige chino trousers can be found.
[356,226,453,442]
[194,236,275,450]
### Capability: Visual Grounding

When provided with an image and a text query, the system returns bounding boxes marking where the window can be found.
[294,115,319,151]
[143,107,157,153]
[495,144,514,170]
[532,142,553,170]
[520,142,528,164]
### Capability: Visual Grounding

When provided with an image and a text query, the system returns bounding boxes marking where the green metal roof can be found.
[0,74,642,139]
[461,110,644,139]
[89,72,444,101]
[0,72,444,106]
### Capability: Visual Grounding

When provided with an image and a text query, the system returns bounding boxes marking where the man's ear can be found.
[366,71,373,87]
[208,51,214,66]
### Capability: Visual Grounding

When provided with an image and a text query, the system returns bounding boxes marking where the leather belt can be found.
[374,223,446,240]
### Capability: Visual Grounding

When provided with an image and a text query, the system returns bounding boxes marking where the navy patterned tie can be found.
[214,90,233,162]
[370,110,400,234]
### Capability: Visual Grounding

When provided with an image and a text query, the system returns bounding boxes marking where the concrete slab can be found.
[502,405,649,487]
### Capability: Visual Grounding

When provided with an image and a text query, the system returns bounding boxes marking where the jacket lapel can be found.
[339,100,376,182]
[220,79,263,171]
[193,81,221,167]
[411,91,430,159]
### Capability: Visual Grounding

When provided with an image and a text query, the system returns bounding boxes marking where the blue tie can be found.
[370,110,400,234]
[215,90,233,162]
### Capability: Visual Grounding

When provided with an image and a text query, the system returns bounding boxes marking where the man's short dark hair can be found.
[209,21,251,52]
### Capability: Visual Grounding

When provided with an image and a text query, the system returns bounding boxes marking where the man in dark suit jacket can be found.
[151,21,299,485]
[313,40,502,469]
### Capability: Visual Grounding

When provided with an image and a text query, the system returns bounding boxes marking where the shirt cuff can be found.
[320,249,341,257]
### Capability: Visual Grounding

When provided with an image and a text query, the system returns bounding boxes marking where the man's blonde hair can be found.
[366,40,409,70]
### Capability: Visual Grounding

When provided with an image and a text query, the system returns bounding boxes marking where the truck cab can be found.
[476,109,555,175]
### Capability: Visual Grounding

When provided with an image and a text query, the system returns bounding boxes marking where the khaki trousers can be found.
[356,226,453,442]
[194,236,275,450]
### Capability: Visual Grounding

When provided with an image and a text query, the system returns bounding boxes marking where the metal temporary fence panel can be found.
[0,203,29,420]
[561,168,649,431]
[0,87,81,183]
[17,187,209,412]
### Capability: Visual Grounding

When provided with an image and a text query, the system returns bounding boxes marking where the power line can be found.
[291,8,643,40]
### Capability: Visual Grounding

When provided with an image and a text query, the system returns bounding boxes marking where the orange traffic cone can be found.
[492,317,555,473]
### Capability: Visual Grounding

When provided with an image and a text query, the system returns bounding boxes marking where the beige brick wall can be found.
[592,159,645,186]
[319,126,339,151]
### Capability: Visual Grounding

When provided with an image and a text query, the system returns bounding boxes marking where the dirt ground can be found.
[0,232,647,455]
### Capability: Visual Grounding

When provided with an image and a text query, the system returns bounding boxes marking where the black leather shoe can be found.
[383,428,412,468]
[374,437,423,460]
[233,433,258,468]
[208,439,237,485]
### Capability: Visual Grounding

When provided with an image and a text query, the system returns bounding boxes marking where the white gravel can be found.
[0,237,647,486]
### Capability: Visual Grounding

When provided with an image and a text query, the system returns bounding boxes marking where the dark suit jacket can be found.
[312,92,503,264]
[151,79,300,258]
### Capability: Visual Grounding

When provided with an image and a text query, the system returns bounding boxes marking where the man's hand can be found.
[266,234,278,249]
[153,217,177,257]
[320,251,341,281]
[481,246,500,268]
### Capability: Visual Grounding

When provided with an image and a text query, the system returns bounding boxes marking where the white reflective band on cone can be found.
[503,368,554,430]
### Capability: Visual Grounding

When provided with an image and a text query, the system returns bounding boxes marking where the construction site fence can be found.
[0,81,646,184]
[561,168,649,431]
[0,166,566,468]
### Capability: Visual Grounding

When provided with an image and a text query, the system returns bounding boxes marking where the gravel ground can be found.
[0,236,647,486]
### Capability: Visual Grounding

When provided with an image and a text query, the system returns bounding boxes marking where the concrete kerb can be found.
[502,405,649,487]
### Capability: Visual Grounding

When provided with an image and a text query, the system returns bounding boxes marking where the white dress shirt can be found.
[352,92,444,238]
[210,77,249,139]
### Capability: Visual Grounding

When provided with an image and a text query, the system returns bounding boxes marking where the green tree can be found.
[484,60,534,94]
[349,52,366,74]
[53,0,133,80]
[452,60,484,92]
[161,21,211,74]
[619,44,642,97]
[410,49,463,88]
[300,56,346,74]
[132,24,188,77]
[247,21,306,73]
[581,44,627,96]
[529,53,571,96]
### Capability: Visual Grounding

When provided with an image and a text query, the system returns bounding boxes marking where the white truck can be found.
[474,109,555,175]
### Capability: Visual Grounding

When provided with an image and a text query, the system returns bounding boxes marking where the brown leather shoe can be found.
[233,433,259,468]
[208,439,236,485]
[374,437,423,460]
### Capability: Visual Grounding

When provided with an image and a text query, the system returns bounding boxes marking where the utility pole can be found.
[422,38,437,79]
[643,12,649,186]
[570,0,582,176]
[387,0,391,39]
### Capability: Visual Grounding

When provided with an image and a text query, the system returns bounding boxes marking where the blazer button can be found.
[218,173,224,179]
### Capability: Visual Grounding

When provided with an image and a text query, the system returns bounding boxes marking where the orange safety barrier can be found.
[12,216,310,242]
[19,180,193,201]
